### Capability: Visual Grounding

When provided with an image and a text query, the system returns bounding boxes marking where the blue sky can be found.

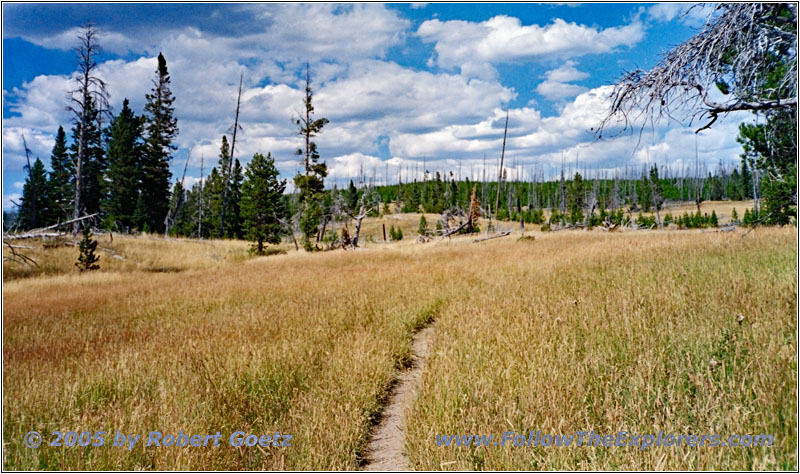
[3,3,751,209]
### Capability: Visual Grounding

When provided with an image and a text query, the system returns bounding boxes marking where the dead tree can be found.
[67,23,109,235]
[494,109,509,221]
[346,187,379,249]
[596,3,797,138]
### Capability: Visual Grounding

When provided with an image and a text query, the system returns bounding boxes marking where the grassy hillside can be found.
[2,222,795,470]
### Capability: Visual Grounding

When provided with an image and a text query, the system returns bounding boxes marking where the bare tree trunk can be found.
[494,109,509,221]
[220,73,243,237]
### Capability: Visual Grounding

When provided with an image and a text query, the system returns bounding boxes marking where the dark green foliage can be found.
[743,208,754,226]
[389,225,403,241]
[141,53,178,233]
[293,65,329,250]
[731,208,739,223]
[345,179,359,215]
[19,158,49,229]
[638,172,652,212]
[227,158,244,239]
[70,97,106,217]
[676,210,719,229]
[47,126,73,223]
[418,215,429,235]
[75,225,100,271]
[635,213,656,228]
[566,172,585,223]
[241,153,286,254]
[103,98,144,231]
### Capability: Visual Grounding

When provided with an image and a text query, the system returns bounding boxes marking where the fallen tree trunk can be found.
[473,230,512,243]
[3,232,65,240]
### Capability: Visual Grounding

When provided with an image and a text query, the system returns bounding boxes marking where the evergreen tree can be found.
[103,98,144,230]
[566,172,585,224]
[418,214,429,235]
[293,64,329,250]
[738,111,796,225]
[203,167,224,237]
[47,125,73,223]
[241,153,286,254]
[69,97,106,218]
[19,158,49,229]
[227,158,244,239]
[346,179,359,215]
[75,224,100,271]
[142,52,178,233]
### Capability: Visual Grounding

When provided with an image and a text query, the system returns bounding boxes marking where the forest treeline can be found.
[8,18,796,253]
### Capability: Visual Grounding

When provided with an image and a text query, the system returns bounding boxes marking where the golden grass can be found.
[2,233,256,281]
[3,223,796,470]
[407,228,797,470]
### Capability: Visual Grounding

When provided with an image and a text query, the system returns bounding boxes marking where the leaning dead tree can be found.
[4,213,99,241]
[596,3,797,137]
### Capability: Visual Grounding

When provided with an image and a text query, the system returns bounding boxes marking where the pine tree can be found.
[69,97,106,218]
[293,64,329,250]
[710,209,719,227]
[47,125,73,224]
[103,98,144,231]
[227,158,244,239]
[75,224,100,271]
[743,207,754,226]
[241,152,286,254]
[731,208,739,223]
[19,158,49,229]
[202,137,231,238]
[203,167,224,237]
[346,179,359,215]
[142,52,178,233]
[418,215,429,236]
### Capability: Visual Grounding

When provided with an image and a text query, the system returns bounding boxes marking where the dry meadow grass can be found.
[2,222,796,470]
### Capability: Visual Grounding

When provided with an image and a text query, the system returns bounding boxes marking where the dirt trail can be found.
[363,325,434,471]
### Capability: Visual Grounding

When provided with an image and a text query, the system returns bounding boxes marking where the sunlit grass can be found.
[3,223,795,470]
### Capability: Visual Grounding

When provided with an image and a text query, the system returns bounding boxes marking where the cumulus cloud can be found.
[418,15,644,79]
[535,62,590,100]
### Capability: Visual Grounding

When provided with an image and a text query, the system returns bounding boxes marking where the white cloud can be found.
[535,62,590,100]
[648,3,716,26]
[543,60,589,83]
[418,15,644,79]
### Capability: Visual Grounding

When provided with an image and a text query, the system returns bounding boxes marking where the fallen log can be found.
[3,232,65,240]
[473,230,512,243]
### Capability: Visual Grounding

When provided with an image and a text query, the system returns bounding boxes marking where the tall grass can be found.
[3,226,796,470]
[407,228,796,470]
